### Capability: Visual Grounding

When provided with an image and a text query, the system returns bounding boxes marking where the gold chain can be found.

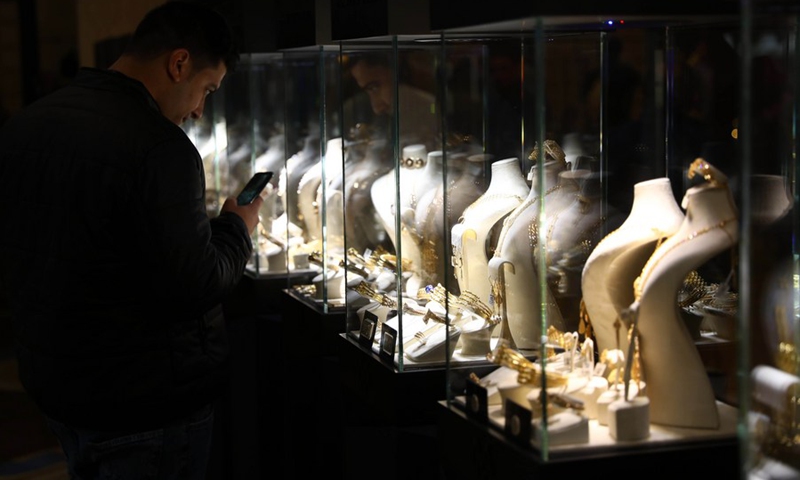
[493,184,560,258]
[633,216,737,301]
[458,193,524,222]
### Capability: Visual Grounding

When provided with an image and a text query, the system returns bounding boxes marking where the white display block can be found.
[608,396,651,441]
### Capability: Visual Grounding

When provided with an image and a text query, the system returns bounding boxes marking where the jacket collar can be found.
[73,67,162,114]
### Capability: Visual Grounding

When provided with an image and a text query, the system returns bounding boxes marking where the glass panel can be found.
[744,3,799,476]
[245,53,285,275]
[340,35,448,372]
[281,46,345,311]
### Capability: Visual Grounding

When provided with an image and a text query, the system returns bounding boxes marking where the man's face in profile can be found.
[351,60,394,116]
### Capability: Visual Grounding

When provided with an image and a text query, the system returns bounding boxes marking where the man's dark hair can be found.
[124,1,239,73]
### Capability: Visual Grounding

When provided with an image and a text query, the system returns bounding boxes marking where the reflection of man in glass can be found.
[341,52,443,257]
[348,52,440,151]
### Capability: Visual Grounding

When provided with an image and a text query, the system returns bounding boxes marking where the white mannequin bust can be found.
[298,138,343,243]
[538,170,594,262]
[371,144,427,250]
[632,167,738,429]
[343,139,394,254]
[254,132,286,174]
[452,157,528,304]
[542,172,623,331]
[407,150,444,215]
[751,174,792,227]
[581,177,684,354]
[488,158,567,351]
[406,151,447,289]
[370,145,436,295]
[283,134,321,230]
[412,153,487,289]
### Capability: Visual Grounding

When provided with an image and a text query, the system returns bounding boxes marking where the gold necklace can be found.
[633,216,737,301]
[493,184,560,258]
[458,193,524,222]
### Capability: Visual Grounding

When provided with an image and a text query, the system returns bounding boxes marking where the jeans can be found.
[45,404,214,480]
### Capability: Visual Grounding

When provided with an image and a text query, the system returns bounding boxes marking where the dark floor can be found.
[0,351,69,479]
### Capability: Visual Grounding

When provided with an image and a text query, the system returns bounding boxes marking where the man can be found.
[0,2,261,478]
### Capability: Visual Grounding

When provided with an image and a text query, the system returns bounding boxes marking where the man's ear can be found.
[167,49,191,83]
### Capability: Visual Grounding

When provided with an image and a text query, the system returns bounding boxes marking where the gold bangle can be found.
[427,284,460,310]
[458,291,493,321]
[340,259,370,278]
[531,392,585,411]
[487,342,534,371]
[487,343,569,387]
[528,139,566,165]
[688,157,728,186]
[351,281,397,308]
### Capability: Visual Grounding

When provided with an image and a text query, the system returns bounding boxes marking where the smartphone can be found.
[236,171,273,205]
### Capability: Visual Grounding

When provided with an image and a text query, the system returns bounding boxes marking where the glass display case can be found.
[334,34,460,480]
[743,1,799,477]
[280,45,349,313]
[423,5,754,475]
[227,52,281,276]
[238,52,286,276]
[338,35,478,372]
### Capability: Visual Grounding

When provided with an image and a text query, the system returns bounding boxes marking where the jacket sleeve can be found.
[136,136,253,316]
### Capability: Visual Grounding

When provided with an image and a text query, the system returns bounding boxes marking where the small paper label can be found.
[358,311,378,348]
[464,378,488,422]
[378,324,397,364]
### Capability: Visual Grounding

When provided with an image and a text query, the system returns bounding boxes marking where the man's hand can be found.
[220,195,263,234]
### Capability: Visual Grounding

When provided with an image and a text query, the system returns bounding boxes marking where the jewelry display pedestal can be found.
[223,268,317,318]
[338,334,496,479]
[277,289,349,478]
[212,270,321,478]
[437,401,739,479]
[282,288,347,357]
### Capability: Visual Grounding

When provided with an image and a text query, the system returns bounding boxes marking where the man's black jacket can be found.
[0,68,252,431]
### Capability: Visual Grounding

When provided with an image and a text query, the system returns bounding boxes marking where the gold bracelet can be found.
[352,281,397,308]
[528,139,566,165]
[688,157,728,187]
[457,291,493,322]
[340,259,370,278]
[427,284,460,310]
[308,251,341,272]
[486,343,569,387]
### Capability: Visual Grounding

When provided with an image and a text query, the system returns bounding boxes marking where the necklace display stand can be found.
[541,171,620,331]
[284,135,321,233]
[414,153,485,289]
[488,158,569,351]
[632,161,738,428]
[344,140,393,253]
[452,157,529,305]
[297,138,343,243]
[581,178,685,354]
[371,144,427,248]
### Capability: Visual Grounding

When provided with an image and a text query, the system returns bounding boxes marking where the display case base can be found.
[337,334,497,480]
[223,269,316,318]
[437,401,740,479]
[277,289,348,478]
[282,288,347,357]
